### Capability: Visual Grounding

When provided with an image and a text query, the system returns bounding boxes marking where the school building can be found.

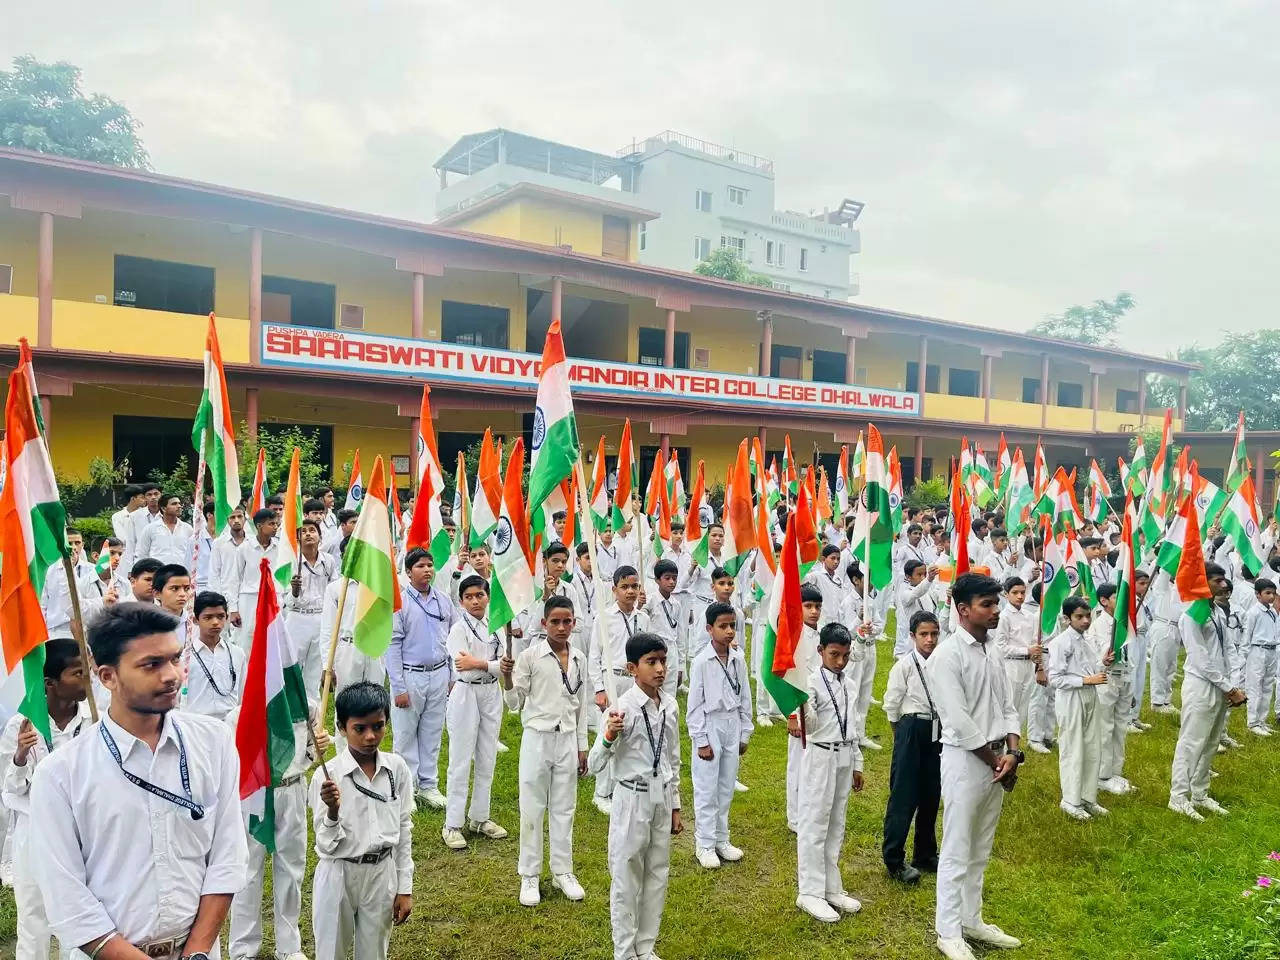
[0,146,1212,501]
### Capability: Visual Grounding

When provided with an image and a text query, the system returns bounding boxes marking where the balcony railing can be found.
[616,130,775,173]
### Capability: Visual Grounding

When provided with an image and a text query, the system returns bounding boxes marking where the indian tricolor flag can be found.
[1225,410,1248,493]
[782,435,799,498]
[648,450,673,558]
[0,340,67,743]
[1172,469,1214,624]
[273,447,302,588]
[236,557,309,850]
[1039,520,1071,635]
[835,444,850,516]
[751,464,777,604]
[1220,472,1265,575]
[888,446,904,535]
[451,452,471,563]
[1112,495,1139,661]
[405,385,451,568]
[489,438,535,632]
[95,539,112,578]
[469,428,502,548]
[1129,434,1149,496]
[588,436,609,532]
[611,419,636,533]
[527,319,580,536]
[687,460,710,566]
[851,431,866,492]
[862,425,894,591]
[344,450,365,513]
[721,440,756,577]
[760,506,811,718]
[340,457,402,658]
[1006,448,1034,536]
[250,447,269,514]
[665,455,686,514]
[192,315,241,531]
[1086,459,1112,524]
[995,433,1011,503]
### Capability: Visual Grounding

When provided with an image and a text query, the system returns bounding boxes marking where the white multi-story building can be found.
[433,128,862,299]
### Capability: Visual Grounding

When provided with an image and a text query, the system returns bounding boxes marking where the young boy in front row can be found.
[312,682,415,960]
[589,632,683,960]
[501,595,592,907]
[881,611,942,885]
[1087,583,1134,795]
[786,584,825,832]
[793,622,865,923]
[687,600,753,869]
[1047,596,1111,821]
[840,563,884,754]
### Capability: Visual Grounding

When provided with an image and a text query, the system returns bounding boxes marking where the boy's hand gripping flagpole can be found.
[316,576,352,728]
[575,457,617,704]
[60,554,98,722]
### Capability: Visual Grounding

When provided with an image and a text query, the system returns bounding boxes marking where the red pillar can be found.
[249,227,263,364]
[245,387,259,440]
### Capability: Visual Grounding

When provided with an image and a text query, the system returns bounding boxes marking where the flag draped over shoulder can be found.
[527,319,580,536]
[340,456,402,658]
[192,315,242,531]
[0,341,66,743]
[489,438,535,633]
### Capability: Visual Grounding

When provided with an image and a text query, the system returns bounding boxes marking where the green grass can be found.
[4,643,1278,960]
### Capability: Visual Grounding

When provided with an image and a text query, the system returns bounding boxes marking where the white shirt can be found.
[799,664,864,768]
[805,566,846,627]
[192,527,216,591]
[136,518,195,568]
[685,645,752,749]
[589,604,650,693]
[503,639,592,750]
[30,712,248,948]
[0,704,91,821]
[446,612,503,683]
[895,576,937,645]
[995,603,1038,660]
[183,638,247,719]
[595,542,621,584]
[288,553,337,614]
[310,748,414,895]
[227,537,281,612]
[1047,627,1102,690]
[883,650,937,725]
[586,683,682,811]
[1245,603,1279,647]
[207,533,247,597]
[1180,607,1235,694]
[111,506,137,543]
[320,578,357,641]
[926,624,1020,750]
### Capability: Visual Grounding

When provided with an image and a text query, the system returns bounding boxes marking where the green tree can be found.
[905,476,948,509]
[0,55,149,168]
[694,248,773,288]
[1029,292,1135,346]
[240,425,330,499]
[1147,331,1280,431]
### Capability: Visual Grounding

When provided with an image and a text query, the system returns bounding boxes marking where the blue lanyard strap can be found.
[191,642,236,696]
[640,702,666,777]
[100,722,205,820]
[349,768,397,803]
[408,589,445,622]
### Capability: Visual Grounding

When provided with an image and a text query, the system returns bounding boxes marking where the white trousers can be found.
[312,856,396,960]
[14,829,71,960]
[1127,633,1149,724]
[1055,686,1101,806]
[1149,622,1181,706]
[796,742,855,899]
[445,680,502,829]
[236,592,261,650]
[1170,676,1229,804]
[334,638,388,691]
[228,779,307,958]
[607,785,672,960]
[1246,645,1279,728]
[594,675,634,800]
[935,746,1005,940]
[1028,679,1055,744]
[518,728,579,877]
[1004,660,1035,739]
[854,642,877,741]
[786,732,802,831]
[391,667,450,791]
[1096,673,1130,781]
[287,611,325,696]
[690,713,742,850]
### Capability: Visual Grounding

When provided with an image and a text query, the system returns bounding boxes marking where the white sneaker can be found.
[715,842,744,862]
[1194,796,1229,816]
[593,795,612,815]
[1250,725,1272,737]
[441,826,468,850]
[551,872,585,901]
[1100,777,1134,795]
[936,936,978,960]
[1127,721,1146,734]
[1168,798,1204,821]
[495,740,510,753]
[696,847,721,869]
[417,788,447,810]
[1083,801,1109,817]
[962,922,1022,948]
[756,715,774,728]
[859,737,883,751]
[1154,704,1178,715]
[1216,743,1228,754]
[1029,741,1052,754]
[734,780,749,793]
[1059,800,1091,821]
[796,894,840,922]
[868,696,881,705]
[519,875,541,906]
[827,892,862,914]
[1222,735,1242,749]
[279,953,309,960]
[468,819,509,839]
[1137,720,1153,730]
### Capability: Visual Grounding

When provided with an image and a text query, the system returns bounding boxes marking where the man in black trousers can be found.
[881,609,943,883]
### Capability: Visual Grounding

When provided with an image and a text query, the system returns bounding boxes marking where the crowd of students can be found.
[0,479,1276,960]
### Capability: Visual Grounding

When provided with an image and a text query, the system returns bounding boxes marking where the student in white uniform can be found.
[207,505,248,598]
[228,508,281,650]
[286,519,338,696]
[1244,577,1279,736]
[588,631,683,960]
[926,573,1024,960]
[1147,570,1184,714]
[1129,570,1155,732]
[839,563,883,753]
[183,591,247,720]
[135,493,195,569]
[30,603,248,960]
[1087,584,1134,795]
[2,638,90,960]
[311,682,415,960]
[645,558,689,700]
[441,574,507,850]
[686,601,752,870]
[994,577,1041,742]
[595,527,622,585]
[895,560,940,658]
[1025,582,1057,753]
[805,545,847,627]
[569,543,601,659]
[501,594,591,907]
[793,623,865,923]
[1047,596,1110,821]
[786,585,824,832]
[111,484,146,543]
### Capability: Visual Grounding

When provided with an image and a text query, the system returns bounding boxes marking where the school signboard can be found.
[262,323,920,418]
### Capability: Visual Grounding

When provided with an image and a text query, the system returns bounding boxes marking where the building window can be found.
[262,275,335,329]
[905,361,941,393]
[720,235,745,255]
[765,240,787,266]
[695,189,712,212]
[1022,377,1042,404]
[694,236,712,262]
[771,344,803,379]
[637,327,690,368]
[777,242,786,268]
[772,282,791,292]
[1116,388,1139,414]
[1057,381,1084,408]
[638,221,647,252]
[442,301,509,348]
[113,255,214,316]
[765,240,775,265]
[727,186,747,205]
[640,445,689,487]
[948,368,980,397]
[812,348,846,384]
[0,264,12,294]
[799,248,809,271]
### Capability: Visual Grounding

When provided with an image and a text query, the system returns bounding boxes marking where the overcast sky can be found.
[6,0,1277,353]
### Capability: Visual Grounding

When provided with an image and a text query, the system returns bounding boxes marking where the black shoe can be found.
[913,857,939,873]
[888,864,922,884]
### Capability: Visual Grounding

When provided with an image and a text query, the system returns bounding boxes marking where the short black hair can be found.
[653,558,678,579]
[89,602,180,667]
[1063,595,1091,618]
[906,523,923,535]
[1003,576,1025,591]
[818,622,852,647]
[845,561,863,582]
[404,547,432,571]
[800,583,822,605]
[337,509,358,524]
[973,518,989,533]
[1079,537,1102,548]
[129,557,163,580]
[904,559,925,577]
[471,542,490,555]
[576,541,590,557]
[336,681,391,726]
[1255,577,1276,593]
[625,631,667,664]
[140,482,162,495]
[193,591,228,617]
[312,485,334,498]
[303,498,326,514]
[705,601,736,627]
[909,610,940,634]
[1030,582,1044,604]
[202,501,216,518]
[552,510,567,523]
[990,527,1008,539]
[1205,562,1226,579]
[613,565,638,584]
[459,574,489,597]
[160,492,182,508]
[711,566,732,582]
[122,483,143,499]
[100,536,124,550]
[543,542,570,561]
[670,519,685,532]
[708,522,724,534]
[252,507,275,526]
[1135,569,1151,583]
[952,572,1001,608]
[152,564,190,594]
[44,637,82,681]
[544,594,575,617]
[301,518,321,535]
[1095,583,1117,601]
[821,544,841,559]
[266,493,285,507]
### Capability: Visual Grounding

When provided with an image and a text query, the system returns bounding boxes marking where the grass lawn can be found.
[3,636,1279,959]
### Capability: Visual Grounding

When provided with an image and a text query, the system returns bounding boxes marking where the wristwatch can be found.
[1011,749,1026,765]
[181,953,210,960]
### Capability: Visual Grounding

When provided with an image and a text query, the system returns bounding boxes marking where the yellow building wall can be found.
[515,198,605,257]
[49,301,249,362]
[0,294,39,346]
[0,206,41,296]
[447,203,524,247]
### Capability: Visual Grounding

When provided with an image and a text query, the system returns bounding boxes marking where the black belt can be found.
[133,936,186,959]
[810,741,854,751]
[1251,643,1279,650]
[458,676,497,685]
[279,773,304,788]
[611,667,631,676]
[1006,653,1031,660]
[342,845,393,864]
[617,777,650,792]
[987,740,1008,752]
[404,660,449,673]
[904,712,934,721]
